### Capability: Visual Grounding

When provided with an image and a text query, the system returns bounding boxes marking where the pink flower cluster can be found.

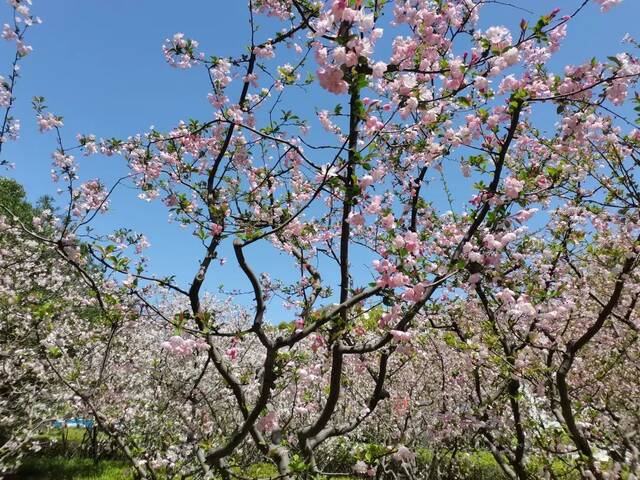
[504,176,524,199]
[37,113,63,132]
[353,461,376,477]
[162,33,203,68]
[256,410,278,433]
[595,0,623,12]
[1,24,16,41]
[252,0,292,20]
[483,26,512,50]
[160,335,208,356]
[390,330,413,342]
[373,258,409,289]
[317,65,348,95]
[0,77,11,107]
[73,179,109,216]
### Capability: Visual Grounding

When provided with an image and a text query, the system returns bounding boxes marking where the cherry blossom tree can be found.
[1,0,640,479]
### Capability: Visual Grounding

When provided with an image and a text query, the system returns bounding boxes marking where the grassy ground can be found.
[12,454,583,480]
[15,456,132,480]
[10,429,576,479]
[15,458,348,479]
[12,455,500,479]
[11,450,509,480]
[14,459,350,480]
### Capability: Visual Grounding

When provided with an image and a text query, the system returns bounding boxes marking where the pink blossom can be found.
[403,283,427,302]
[393,235,405,249]
[256,411,278,433]
[393,445,415,463]
[318,110,339,133]
[226,346,238,361]
[403,231,420,255]
[316,164,339,182]
[388,272,409,288]
[365,195,382,214]
[595,0,622,12]
[496,288,515,304]
[353,461,368,475]
[467,251,484,263]
[372,61,387,78]
[317,65,348,94]
[161,335,207,356]
[483,234,503,250]
[162,33,201,68]
[76,180,109,215]
[1,24,16,41]
[502,47,520,66]
[37,113,63,133]
[380,213,395,230]
[390,330,413,342]
[0,77,11,107]
[515,208,538,223]
[211,223,223,236]
[134,235,150,254]
[498,74,521,94]
[499,232,517,247]
[359,174,375,190]
[364,115,384,135]
[379,305,400,328]
[252,0,292,19]
[504,176,524,199]
[468,273,481,284]
[484,26,512,50]
[474,76,489,91]
[311,334,325,353]
[348,212,365,226]
[253,43,275,58]
[16,40,32,56]
[511,297,537,317]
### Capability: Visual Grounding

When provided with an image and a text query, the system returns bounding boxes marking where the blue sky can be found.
[1,0,638,321]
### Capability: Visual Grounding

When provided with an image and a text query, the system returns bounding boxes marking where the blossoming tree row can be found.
[1,0,639,479]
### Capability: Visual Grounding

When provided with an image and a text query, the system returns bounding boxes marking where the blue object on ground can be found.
[52,418,94,428]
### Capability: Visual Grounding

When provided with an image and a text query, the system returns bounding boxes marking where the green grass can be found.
[16,456,132,480]
[232,463,354,479]
[37,426,106,445]
[17,458,351,480]
[14,449,583,480]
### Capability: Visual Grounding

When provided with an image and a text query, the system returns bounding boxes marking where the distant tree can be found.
[0,177,34,224]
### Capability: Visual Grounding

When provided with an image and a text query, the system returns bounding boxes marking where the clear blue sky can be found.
[2,1,638,321]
